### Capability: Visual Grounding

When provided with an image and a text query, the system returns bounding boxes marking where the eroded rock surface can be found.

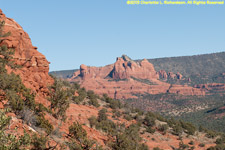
[0,9,54,105]
[69,55,205,99]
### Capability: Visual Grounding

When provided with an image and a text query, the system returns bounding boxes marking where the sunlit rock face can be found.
[69,55,205,99]
[0,9,54,105]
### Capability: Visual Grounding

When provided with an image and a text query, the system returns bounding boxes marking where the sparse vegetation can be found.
[0,109,49,150]
[158,124,168,134]
[0,21,53,135]
[102,94,123,109]
[68,122,95,150]
[87,90,100,107]
[143,112,156,127]
[148,52,225,85]
[110,124,148,150]
[48,78,71,121]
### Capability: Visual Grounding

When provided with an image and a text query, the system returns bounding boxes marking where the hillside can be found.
[147,52,225,85]
[148,52,225,78]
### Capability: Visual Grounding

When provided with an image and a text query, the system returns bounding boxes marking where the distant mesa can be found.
[68,55,205,99]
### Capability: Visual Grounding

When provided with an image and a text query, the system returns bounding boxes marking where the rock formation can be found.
[176,72,183,79]
[158,70,168,80]
[158,70,183,80]
[194,83,225,93]
[0,9,54,105]
[111,56,159,80]
[69,55,205,99]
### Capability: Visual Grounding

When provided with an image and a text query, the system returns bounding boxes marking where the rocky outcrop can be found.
[73,55,159,81]
[158,70,183,80]
[0,9,53,104]
[168,84,205,95]
[168,72,176,79]
[158,70,168,80]
[195,83,225,93]
[111,56,159,80]
[176,72,183,80]
[69,55,205,99]
[78,64,113,80]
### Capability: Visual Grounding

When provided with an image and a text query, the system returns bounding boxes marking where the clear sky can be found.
[1,0,225,71]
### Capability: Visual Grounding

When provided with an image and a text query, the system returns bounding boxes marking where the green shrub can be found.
[98,108,108,122]
[158,124,168,134]
[199,143,205,147]
[0,110,11,131]
[72,82,80,90]
[88,116,97,128]
[172,124,183,136]
[68,122,95,150]
[205,130,218,138]
[72,88,87,104]
[36,115,53,135]
[111,124,147,150]
[88,98,100,107]
[88,114,116,135]
[134,114,143,123]
[31,134,48,150]
[111,110,122,118]
[166,117,176,127]
[146,127,156,134]
[0,109,46,149]
[215,137,225,144]
[0,73,36,113]
[124,114,133,121]
[48,79,70,121]
[143,115,156,127]
[69,122,87,140]
[87,90,97,99]
[180,121,196,135]
[179,141,189,149]
[95,119,116,134]
[189,140,194,145]
[102,94,123,109]
[207,144,225,150]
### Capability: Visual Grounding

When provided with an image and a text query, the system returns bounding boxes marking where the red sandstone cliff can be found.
[0,9,54,105]
[69,55,205,99]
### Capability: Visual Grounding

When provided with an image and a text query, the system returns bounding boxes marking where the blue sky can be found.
[1,0,225,71]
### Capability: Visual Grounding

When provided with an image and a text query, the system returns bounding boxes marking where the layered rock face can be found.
[77,64,114,80]
[158,70,183,80]
[69,55,205,99]
[194,83,225,93]
[111,55,159,80]
[0,9,53,103]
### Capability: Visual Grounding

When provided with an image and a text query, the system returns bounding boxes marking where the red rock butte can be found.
[69,54,205,99]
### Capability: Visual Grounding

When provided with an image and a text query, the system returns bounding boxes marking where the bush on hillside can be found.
[48,78,70,121]
[68,122,95,150]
